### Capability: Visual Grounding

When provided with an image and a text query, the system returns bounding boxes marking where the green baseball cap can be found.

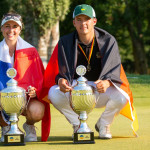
[73,4,96,19]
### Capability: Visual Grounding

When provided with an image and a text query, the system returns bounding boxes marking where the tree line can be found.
[0,0,150,74]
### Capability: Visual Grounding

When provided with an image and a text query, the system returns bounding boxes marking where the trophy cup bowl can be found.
[70,65,96,144]
[0,68,26,146]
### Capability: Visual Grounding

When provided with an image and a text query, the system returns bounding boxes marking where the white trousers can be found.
[48,81,127,127]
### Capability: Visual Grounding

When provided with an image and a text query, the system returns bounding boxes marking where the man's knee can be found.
[48,85,69,107]
[115,94,127,108]
[48,85,59,101]
[107,94,127,110]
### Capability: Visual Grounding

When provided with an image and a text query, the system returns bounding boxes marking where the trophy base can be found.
[73,132,95,144]
[3,134,25,146]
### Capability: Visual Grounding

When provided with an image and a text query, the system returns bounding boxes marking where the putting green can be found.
[0,75,150,150]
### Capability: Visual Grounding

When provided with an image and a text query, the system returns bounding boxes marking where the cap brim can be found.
[73,13,93,18]
[1,19,22,28]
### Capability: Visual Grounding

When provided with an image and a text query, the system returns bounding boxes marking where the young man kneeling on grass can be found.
[43,4,139,139]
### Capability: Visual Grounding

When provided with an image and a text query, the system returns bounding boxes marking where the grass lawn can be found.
[0,74,150,150]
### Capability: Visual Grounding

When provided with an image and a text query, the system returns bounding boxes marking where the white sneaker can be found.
[0,126,10,142]
[95,124,112,139]
[23,123,37,142]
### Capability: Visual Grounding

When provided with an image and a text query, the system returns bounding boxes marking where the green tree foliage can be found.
[3,0,70,35]
[26,0,70,34]
[99,0,149,74]
[1,0,149,73]
[0,0,70,61]
[0,0,10,40]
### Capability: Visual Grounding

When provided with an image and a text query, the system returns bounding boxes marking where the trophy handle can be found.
[25,85,33,110]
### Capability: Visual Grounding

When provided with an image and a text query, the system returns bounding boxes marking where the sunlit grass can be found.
[0,74,150,150]
[127,74,150,84]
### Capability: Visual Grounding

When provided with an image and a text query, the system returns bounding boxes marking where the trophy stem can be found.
[77,111,91,133]
[6,113,23,135]
[9,113,18,122]
[79,111,87,120]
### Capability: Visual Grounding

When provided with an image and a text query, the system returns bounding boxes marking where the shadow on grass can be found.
[36,136,74,145]
[0,136,135,146]
[112,136,134,139]
[38,135,134,141]
[0,136,73,146]
[48,136,72,141]
[93,136,134,140]
[35,135,134,145]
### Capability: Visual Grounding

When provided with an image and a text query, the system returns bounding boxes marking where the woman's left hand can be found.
[27,86,37,98]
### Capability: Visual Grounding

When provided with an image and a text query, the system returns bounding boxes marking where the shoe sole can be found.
[98,136,112,139]
[95,124,112,139]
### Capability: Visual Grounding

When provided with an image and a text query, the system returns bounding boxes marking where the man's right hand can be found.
[58,78,72,93]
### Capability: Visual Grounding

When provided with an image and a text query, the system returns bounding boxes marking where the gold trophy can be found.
[70,65,96,144]
[0,68,26,146]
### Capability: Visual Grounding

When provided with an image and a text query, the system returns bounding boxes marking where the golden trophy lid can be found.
[6,68,17,79]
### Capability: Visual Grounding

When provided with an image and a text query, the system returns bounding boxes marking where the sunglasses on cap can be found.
[3,14,21,21]
[1,13,22,28]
